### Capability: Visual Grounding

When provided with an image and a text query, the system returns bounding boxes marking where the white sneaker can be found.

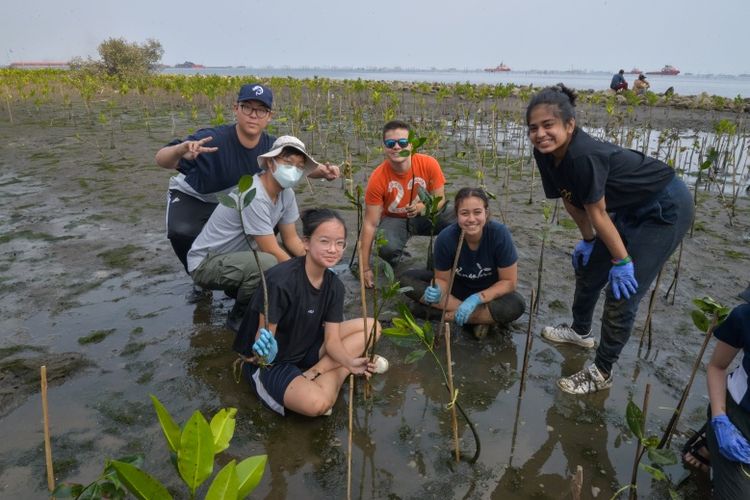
[541,324,595,348]
[372,355,389,374]
[558,364,613,395]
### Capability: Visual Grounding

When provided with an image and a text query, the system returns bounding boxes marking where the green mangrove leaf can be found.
[205,460,238,500]
[639,463,667,481]
[78,482,102,500]
[178,410,215,494]
[423,321,434,346]
[405,349,427,364]
[210,407,238,454]
[150,395,181,454]
[387,336,421,347]
[641,436,660,449]
[382,326,412,337]
[626,400,644,440]
[218,194,237,209]
[648,448,678,466]
[110,460,173,500]
[382,260,395,283]
[691,310,710,332]
[237,175,253,193]
[52,483,83,498]
[236,455,268,498]
[398,150,411,157]
[241,189,256,209]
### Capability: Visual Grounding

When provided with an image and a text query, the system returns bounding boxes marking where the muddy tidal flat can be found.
[0,74,749,499]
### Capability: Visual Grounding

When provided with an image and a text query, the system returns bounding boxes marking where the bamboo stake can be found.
[629,384,651,500]
[41,366,55,494]
[444,323,460,463]
[438,230,465,342]
[347,376,354,500]
[570,465,583,500]
[519,288,536,397]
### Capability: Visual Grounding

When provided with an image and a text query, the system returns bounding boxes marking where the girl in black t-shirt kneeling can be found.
[234,209,385,416]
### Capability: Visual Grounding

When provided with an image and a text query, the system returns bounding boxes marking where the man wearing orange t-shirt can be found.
[360,120,455,288]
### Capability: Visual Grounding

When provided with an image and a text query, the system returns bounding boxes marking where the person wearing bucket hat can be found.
[633,74,650,95]
[680,284,750,498]
[155,83,340,274]
[186,136,322,331]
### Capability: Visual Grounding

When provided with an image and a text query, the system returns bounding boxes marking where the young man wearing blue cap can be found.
[156,83,339,273]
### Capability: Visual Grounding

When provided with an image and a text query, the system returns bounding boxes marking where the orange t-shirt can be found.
[365,153,446,218]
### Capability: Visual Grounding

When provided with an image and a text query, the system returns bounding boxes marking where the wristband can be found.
[611,255,632,266]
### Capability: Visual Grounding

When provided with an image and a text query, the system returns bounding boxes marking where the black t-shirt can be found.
[233,257,345,363]
[534,128,674,212]
[168,125,276,194]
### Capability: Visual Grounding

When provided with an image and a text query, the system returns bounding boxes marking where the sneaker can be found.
[372,355,389,374]
[541,324,595,348]
[473,324,490,340]
[557,364,613,395]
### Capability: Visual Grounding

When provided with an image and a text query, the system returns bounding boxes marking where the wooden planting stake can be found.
[347,376,354,500]
[629,384,651,500]
[519,288,536,398]
[438,230,465,344]
[444,323,460,463]
[570,465,583,500]
[41,365,55,494]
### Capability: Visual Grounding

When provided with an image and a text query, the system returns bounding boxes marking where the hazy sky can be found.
[2,0,748,74]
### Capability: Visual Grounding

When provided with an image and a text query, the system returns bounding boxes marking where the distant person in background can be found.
[155,83,339,274]
[633,74,650,95]
[526,84,693,395]
[610,69,628,92]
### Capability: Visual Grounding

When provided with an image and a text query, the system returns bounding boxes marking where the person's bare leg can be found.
[286,318,380,416]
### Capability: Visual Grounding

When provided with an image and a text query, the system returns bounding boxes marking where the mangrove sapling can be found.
[608,384,680,500]
[54,396,267,500]
[532,202,554,315]
[345,183,364,271]
[382,304,481,463]
[416,185,443,272]
[638,268,664,356]
[518,288,536,397]
[217,176,273,370]
[658,297,730,449]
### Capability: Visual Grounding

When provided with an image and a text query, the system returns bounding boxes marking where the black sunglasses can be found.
[384,138,410,149]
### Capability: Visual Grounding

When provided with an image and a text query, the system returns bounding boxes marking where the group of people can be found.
[154,81,747,495]
[610,69,650,95]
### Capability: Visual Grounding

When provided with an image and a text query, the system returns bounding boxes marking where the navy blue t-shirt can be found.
[433,221,518,301]
[534,128,674,212]
[168,125,276,194]
[233,257,345,364]
[714,303,750,412]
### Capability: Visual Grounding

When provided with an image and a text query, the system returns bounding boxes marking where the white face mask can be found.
[271,162,304,188]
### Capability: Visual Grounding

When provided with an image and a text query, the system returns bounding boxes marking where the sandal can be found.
[682,423,710,473]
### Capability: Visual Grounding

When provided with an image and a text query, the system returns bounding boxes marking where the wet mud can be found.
[0,88,748,499]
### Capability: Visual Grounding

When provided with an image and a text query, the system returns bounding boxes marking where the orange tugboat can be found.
[484,63,511,72]
[646,65,680,75]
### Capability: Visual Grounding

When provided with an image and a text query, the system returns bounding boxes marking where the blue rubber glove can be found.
[712,414,750,463]
[252,328,278,363]
[609,261,638,300]
[422,285,442,304]
[572,239,595,270]
[454,293,482,326]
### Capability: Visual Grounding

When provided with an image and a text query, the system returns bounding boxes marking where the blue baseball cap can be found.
[237,83,273,109]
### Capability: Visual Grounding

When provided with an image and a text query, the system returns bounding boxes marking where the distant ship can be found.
[627,67,643,74]
[484,63,511,72]
[174,61,206,69]
[646,65,680,76]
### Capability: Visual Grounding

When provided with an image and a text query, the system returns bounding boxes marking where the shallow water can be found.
[0,89,747,499]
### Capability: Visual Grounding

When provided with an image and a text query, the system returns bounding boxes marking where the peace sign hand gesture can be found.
[181,136,219,160]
